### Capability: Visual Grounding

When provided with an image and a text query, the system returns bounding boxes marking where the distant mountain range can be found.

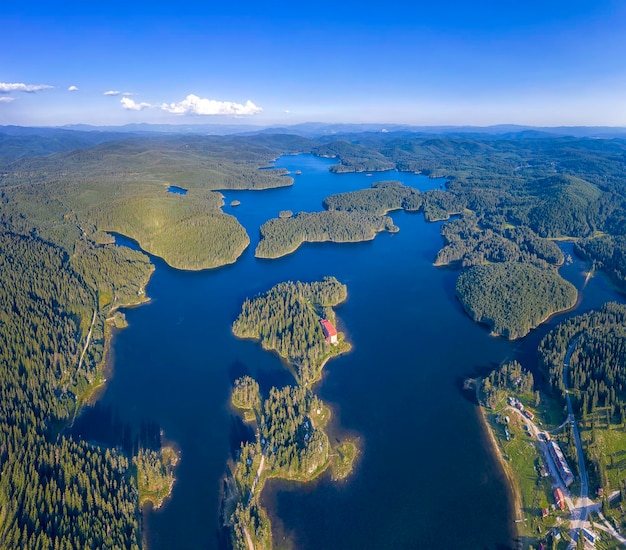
[3,122,626,140]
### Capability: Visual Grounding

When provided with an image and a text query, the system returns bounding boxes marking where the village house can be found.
[320,319,338,345]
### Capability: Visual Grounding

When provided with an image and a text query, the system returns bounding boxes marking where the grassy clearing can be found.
[483,391,564,545]
[330,439,359,481]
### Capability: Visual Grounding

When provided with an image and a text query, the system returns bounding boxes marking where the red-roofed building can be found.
[554,488,565,511]
[320,319,338,344]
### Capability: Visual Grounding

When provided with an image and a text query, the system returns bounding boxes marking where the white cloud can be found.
[0,82,53,93]
[121,97,153,111]
[161,94,262,116]
[68,85,79,92]
[122,92,134,96]
[104,90,121,96]
[0,97,15,103]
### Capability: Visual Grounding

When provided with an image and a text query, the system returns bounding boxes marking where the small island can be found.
[224,277,358,549]
[230,200,241,207]
[456,262,577,339]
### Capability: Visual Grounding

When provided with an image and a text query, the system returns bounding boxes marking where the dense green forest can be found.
[539,302,626,414]
[538,303,626,529]
[0,232,144,548]
[255,210,398,258]
[435,215,564,267]
[456,263,577,339]
[322,180,423,214]
[313,141,396,173]
[91,190,250,269]
[232,277,348,385]
[0,133,312,270]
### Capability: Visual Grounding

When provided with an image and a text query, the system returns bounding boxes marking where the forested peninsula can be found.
[456,263,578,339]
[226,278,357,549]
[232,277,350,385]
[255,210,398,259]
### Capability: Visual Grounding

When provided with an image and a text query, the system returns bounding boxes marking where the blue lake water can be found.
[167,185,188,195]
[72,154,624,549]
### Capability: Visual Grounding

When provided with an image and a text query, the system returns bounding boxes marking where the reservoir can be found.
[72,154,623,549]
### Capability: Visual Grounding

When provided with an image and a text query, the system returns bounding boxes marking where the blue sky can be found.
[1,1,626,127]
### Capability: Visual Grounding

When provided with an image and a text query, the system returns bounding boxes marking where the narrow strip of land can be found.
[247,453,265,506]
[78,308,97,371]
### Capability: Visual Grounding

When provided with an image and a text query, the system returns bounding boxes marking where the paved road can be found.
[596,511,626,546]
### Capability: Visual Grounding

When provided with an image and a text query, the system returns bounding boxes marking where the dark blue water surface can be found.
[72,155,624,549]
[167,185,188,195]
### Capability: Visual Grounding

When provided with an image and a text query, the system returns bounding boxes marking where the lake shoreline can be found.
[474,383,524,530]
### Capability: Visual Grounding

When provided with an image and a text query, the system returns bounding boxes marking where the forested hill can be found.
[0,132,315,269]
[232,277,348,385]
[456,262,578,339]
[312,134,626,235]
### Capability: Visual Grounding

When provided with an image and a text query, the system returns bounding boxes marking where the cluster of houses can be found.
[508,396,534,420]
[501,395,600,548]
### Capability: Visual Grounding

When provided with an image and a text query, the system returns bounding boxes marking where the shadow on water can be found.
[454,361,505,406]
[228,415,255,457]
[71,402,162,455]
